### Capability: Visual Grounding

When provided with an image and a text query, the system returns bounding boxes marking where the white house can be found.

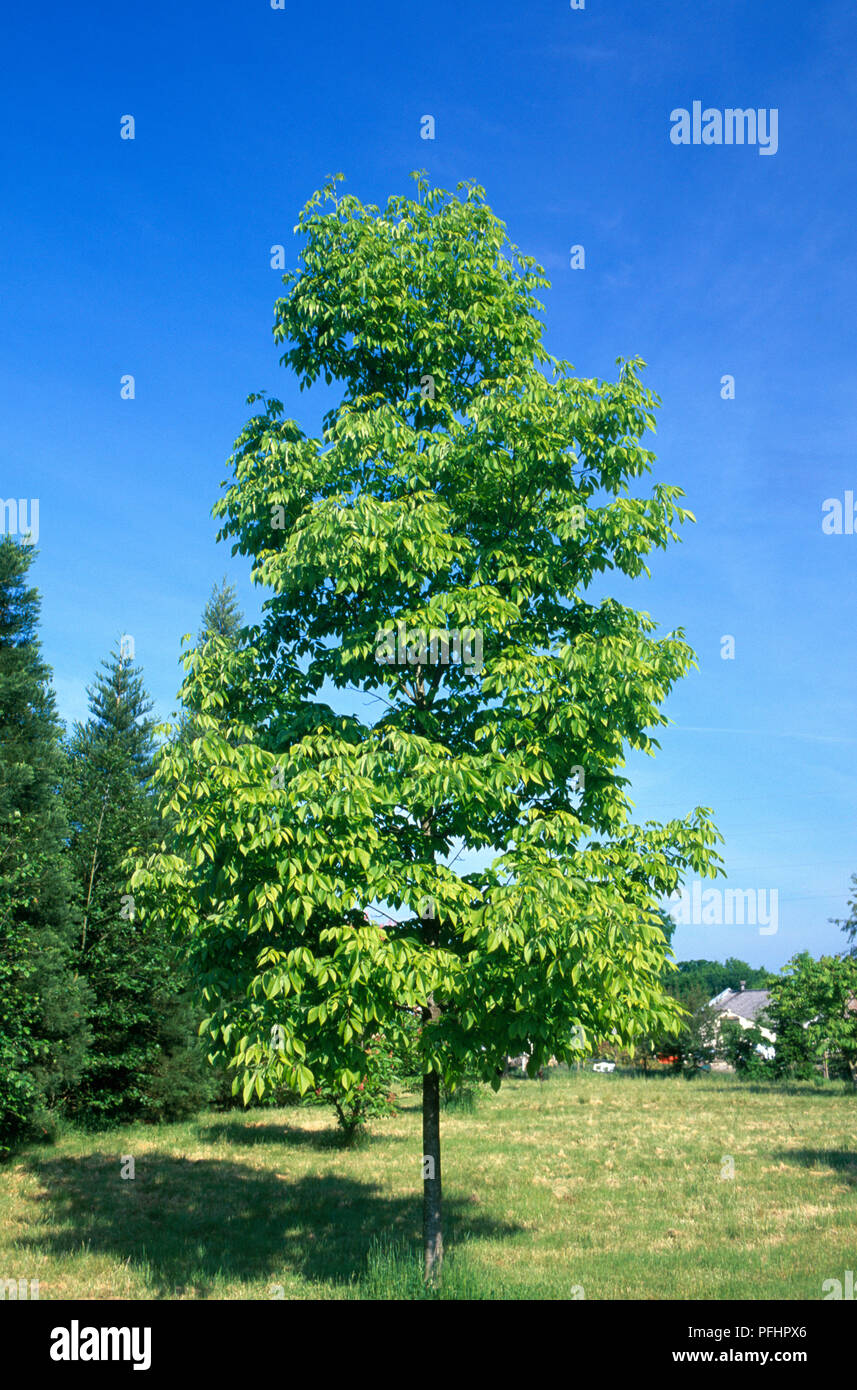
[708,984,776,1061]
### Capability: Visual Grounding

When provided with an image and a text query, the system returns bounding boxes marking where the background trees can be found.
[0,538,90,1154]
[64,644,213,1127]
[664,986,719,1073]
[197,577,244,648]
[669,958,774,1004]
[765,952,857,1084]
[134,173,722,1281]
[833,874,857,958]
[719,1019,772,1077]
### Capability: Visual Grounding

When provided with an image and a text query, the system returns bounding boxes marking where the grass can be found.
[1,1069,855,1299]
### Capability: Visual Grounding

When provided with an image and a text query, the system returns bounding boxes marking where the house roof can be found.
[709,988,771,1022]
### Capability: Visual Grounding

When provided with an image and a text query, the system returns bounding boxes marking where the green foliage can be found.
[668,987,718,1073]
[138,988,219,1123]
[628,983,715,1074]
[0,539,91,1156]
[197,577,244,648]
[719,1019,771,1077]
[386,1008,424,1080]
[306,1032,400,1141]
[133,174,721,1135]
[669,958,774,1005]
[765,952,857,1084]
[64,645,207,1127]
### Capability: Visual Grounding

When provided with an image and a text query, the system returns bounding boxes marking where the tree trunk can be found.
[422,1065,443,1285]
[81,794,108,955]
[417,774,443,1286]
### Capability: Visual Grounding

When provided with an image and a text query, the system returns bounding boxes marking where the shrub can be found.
[306,1033,400,1142]
[719,1020,772,1078]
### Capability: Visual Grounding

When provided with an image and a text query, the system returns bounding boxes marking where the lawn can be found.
[1,1069,855,1299]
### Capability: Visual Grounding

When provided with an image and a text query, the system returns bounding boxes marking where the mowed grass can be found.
[1,1070,856,1299]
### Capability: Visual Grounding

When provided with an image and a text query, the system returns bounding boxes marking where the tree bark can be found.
[422,1061,442,1285]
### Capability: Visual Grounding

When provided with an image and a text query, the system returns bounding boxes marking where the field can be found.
[1,1070,855,1300]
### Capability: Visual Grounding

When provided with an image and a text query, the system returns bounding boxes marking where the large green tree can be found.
[134,174,722,1280]
[0,539,90,1153]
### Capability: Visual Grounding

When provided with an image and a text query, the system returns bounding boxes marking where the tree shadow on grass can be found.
[20,1152,521,1297]
[773,1148,857,1187]
[194,1119,406,1151]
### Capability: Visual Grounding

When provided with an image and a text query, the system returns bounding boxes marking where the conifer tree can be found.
[0,538,90,1153]
[175,580,247,749]
[65,645,210,1124]
[197,577,244,647]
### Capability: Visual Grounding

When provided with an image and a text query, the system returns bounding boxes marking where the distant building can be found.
[708,983,776,1063]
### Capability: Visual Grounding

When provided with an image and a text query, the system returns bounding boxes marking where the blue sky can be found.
[1,0,855,969]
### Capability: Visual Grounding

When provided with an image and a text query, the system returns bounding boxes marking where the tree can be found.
[719,1019,771,1077]
[197,577,244,647]
[765,952,857,1085]
[176,580,246,746]
[664,986,717,1073]
[134,174,722,1282]
[65,645,210,1125]
[832,874,857,958]
[669,957,773,1006]
[0,539,90,1153]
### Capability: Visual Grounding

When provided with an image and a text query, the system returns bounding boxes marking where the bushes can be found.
[137,991,220,1125]
[719,1021,771,1078]
[307,1035,400,1143]
[0,1038,43,1157]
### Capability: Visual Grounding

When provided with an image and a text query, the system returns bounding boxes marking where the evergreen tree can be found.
[0,539,90,1154]
[197,577,243,647]
[65,644,211,1125]
[175,579,247,746]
